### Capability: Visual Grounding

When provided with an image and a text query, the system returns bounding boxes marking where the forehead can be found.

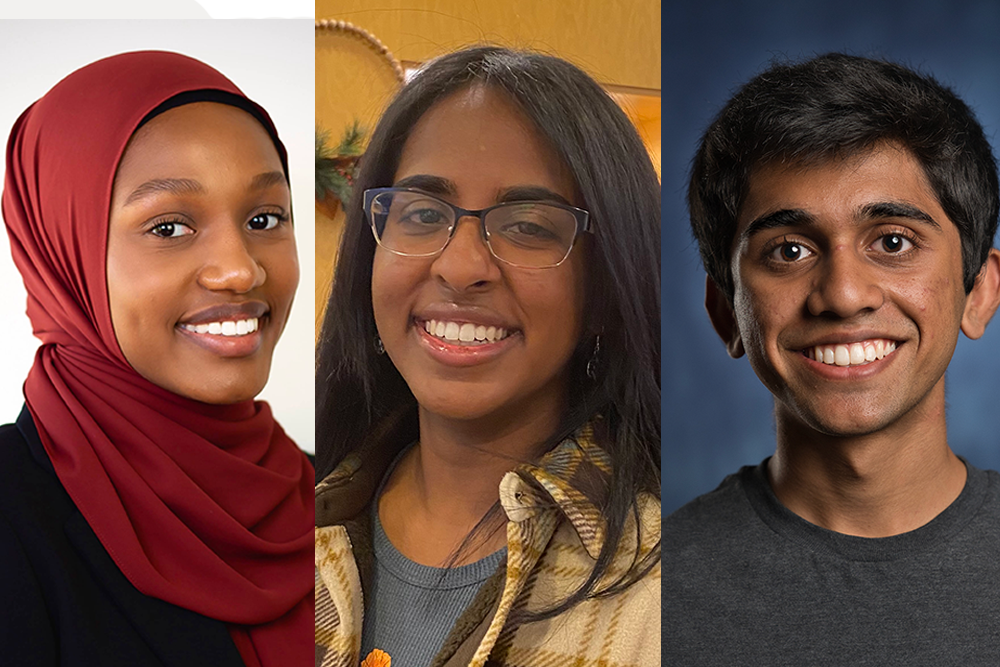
[114,102,283,187]
[738,144,949,235]
[394,85,576,201]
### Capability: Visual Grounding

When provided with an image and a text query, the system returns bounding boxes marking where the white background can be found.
[0,20,315,451]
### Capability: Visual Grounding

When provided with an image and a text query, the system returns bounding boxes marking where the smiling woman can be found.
[0,52,312,666]
[315,46,661,667]
[107,102,298,404]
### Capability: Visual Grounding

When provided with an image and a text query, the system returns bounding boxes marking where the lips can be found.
[804,338,898,368]
[175,301,268,357]
[411,307,520,366]
[422,319,511,345]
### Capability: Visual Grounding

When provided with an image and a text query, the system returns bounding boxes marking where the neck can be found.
[379,386,565,566]
[769,382,966,537]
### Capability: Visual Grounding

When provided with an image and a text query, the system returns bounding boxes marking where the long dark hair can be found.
[316,45,660,616]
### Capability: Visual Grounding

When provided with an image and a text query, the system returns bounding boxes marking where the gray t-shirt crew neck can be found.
[360,452,506,667]
[664,458,1000,666]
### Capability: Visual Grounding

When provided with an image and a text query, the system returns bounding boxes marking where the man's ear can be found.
[962,248,1000,340]
[705,275,745,358]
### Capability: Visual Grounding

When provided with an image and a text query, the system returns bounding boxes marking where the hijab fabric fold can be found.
[2,51,313,667]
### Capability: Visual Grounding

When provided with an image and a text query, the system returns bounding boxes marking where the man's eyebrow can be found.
[123,178,203,206]
[393,174,456,196]
[741,209,815,240]
[497,186,571,206]
[859,201,941,230]
[741,201,943,240]
[249,171,287,191]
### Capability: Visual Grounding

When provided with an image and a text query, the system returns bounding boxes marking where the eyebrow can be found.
[392,175,570,206]
[393,174,455,196]
[124,178,202,205]
[249,170,288,191]
[741,200,942,240]
[497,186,571,206]
[123,171,287,206]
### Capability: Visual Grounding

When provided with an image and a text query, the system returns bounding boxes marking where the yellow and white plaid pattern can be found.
[315,428,661,666]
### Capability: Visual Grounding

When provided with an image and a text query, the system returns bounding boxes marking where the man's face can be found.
[713,143,986,437]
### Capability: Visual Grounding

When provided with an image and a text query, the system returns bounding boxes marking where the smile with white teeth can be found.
[423,319,510,345]
[806,338,897,367]
[180,317,259,337]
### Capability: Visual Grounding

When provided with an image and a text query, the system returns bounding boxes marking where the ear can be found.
[961,248,1000,340]
[705,275,745,358]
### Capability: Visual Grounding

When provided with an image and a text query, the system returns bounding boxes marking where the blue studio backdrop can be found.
[663,0,1000,514]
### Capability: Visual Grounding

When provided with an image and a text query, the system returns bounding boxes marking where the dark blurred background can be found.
[663,0,1000,514]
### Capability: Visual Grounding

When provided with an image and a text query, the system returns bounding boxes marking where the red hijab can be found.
[2,51,313,666]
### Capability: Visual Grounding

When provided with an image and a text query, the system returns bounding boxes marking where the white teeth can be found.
[809,338,897,367]
[423,319,511,345]
[849,343,865,365]
[182,317,259,337]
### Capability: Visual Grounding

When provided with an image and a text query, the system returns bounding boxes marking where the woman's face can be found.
[107,102,298,404]
[371,86,587,424]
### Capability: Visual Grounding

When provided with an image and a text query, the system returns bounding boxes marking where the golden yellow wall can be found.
[317,0,659,91]
[315,0,661,336]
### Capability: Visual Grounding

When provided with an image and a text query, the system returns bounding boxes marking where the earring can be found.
[586,334,601,380]
[374,334,385,355]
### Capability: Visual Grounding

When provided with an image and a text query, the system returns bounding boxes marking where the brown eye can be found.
[248,213,282,230]
[771,242,813,262]
[150,221,193,238]
[879,234,911,253]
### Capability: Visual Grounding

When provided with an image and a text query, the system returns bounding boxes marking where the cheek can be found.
[371,251,421,336]
[261,241,300,318]
[106,248,179,354]
[515,267,586,349]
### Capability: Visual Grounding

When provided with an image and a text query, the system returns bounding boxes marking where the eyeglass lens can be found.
[371,190,579,267]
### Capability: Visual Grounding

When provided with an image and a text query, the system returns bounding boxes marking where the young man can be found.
[664,53,1000,665]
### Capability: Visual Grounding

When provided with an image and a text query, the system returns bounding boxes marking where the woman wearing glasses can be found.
[315,46,660,666]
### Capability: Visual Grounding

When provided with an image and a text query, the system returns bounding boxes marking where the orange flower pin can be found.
[361,648,391,667]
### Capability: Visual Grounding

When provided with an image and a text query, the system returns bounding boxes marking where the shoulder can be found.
[315,524,363,666]
[664,466,758,549]
[499,494,661,665]
[0,418,61,661]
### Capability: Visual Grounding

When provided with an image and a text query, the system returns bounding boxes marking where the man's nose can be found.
[806,246,884,318]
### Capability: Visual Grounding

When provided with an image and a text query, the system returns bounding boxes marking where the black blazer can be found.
[0,406,245,666]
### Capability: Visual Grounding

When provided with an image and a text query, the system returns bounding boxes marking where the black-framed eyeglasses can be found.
[364,187,591,269]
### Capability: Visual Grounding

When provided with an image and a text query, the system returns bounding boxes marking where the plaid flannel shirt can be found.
[314,425,661,666]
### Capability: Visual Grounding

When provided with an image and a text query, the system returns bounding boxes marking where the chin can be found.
[164,369,269,405]
[412,386,511,422]
[784,400,901,439]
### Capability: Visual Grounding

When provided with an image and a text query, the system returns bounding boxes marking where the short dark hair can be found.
[689,52,999,300]
[315,46,660,615]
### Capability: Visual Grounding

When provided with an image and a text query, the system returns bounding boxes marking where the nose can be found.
[806,247,884,318]
[196,224,266,293]
[430,216,501,291]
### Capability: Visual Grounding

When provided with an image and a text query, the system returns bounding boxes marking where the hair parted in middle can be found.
[315,45,661,616]
[689,52,1000,301]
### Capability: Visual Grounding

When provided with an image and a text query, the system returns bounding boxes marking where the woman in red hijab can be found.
[0,51,313,666]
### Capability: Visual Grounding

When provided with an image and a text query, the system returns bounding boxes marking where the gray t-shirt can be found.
[663,459,1000,666]
[360,506,506,667]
